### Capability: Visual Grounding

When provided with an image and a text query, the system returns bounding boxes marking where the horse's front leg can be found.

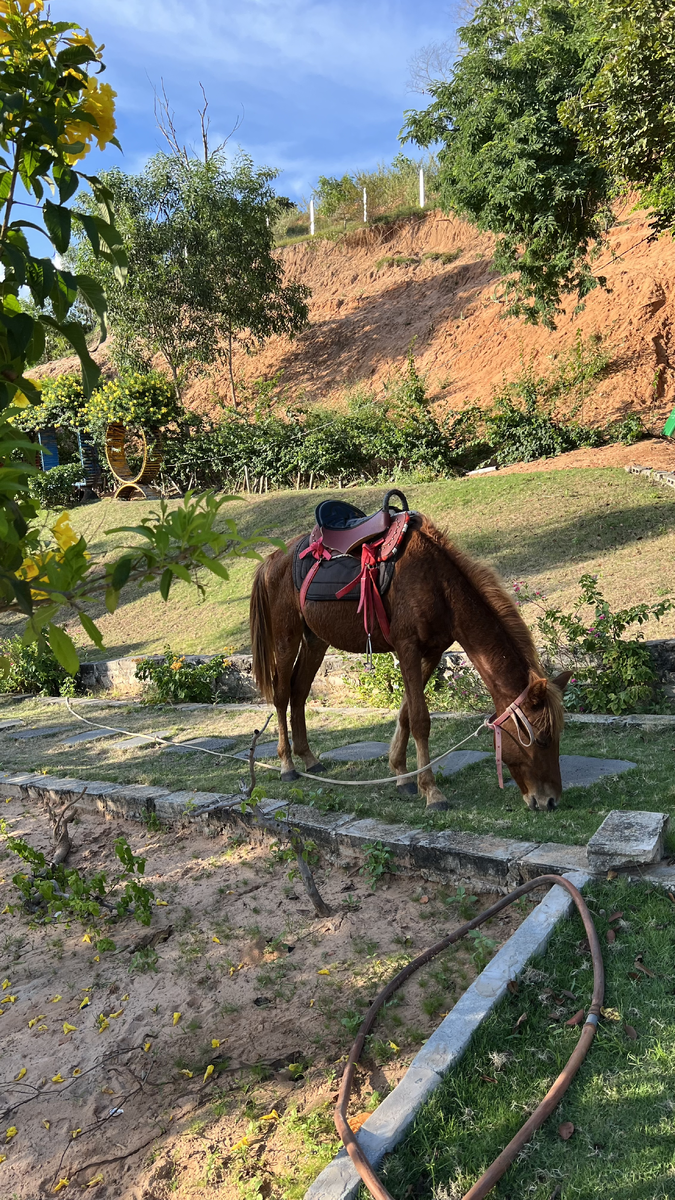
[396,645,448,810]
[389,652,443,797]
[272,630,303,782]
[290,628,329,772]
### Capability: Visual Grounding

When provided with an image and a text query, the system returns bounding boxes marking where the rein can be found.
[485,685,538,788]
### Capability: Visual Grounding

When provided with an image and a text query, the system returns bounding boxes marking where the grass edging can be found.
[304,871,590,1200]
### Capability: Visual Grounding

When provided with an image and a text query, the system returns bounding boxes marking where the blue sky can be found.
[54,0,458,204]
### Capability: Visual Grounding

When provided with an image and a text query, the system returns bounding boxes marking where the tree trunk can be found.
[228,322,237,408]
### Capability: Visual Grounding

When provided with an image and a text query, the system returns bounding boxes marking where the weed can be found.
[423,249,462,265]
[421,989,446,1017]
[142,810,162,833]
[467,929,496,971]
[341,1010,363,1037]
[360,841,395,890]
[445,886,478,921]
[341,894,361,911]
[129,946,159,974]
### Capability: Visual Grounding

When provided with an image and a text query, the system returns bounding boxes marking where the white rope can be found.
[64,698,487,788]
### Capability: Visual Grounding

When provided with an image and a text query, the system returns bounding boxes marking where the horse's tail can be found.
[250,561,276,702]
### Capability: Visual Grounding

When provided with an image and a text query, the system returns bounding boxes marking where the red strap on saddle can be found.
[299,537,332,613]
[335,539,392,645]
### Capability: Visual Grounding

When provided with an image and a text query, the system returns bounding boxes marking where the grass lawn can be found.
[373,878,675,1200]
[1,467,673,657]
[1,699,673,849]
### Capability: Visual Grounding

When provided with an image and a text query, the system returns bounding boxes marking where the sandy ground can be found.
[0,793,529,1199]
[498,437,675,474]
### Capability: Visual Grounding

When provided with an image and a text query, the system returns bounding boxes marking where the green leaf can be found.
[43,201,72,255]
[40,317,101,397]
[105,587,119,615]
[78,612,104,650]
[198,556,230,581]
[48,624,79,676]
[110,556,133,591]
[159,567,172,601]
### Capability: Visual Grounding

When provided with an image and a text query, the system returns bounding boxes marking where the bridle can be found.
[485,684,547,789]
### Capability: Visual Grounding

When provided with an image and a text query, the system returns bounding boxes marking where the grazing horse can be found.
[250,513,570,811]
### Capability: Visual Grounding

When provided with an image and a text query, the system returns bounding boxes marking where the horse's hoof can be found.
[397,781,418,797]
[280,769,300,783]
[425,799,449,812]
[307,760,327,775]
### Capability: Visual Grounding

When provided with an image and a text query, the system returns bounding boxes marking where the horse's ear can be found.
[528,677,548,707]
[551,671,573,696]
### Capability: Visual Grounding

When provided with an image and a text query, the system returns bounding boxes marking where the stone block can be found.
[635,862,675,889]
[162,736,235,754]
[337,817,423,854]
[104,783,171,820]
[58,728,118,746]
[282,806,356,849]
[10,724,74,739]
[25,777,119,811]
[587,809,669,872]
[4,771,51,795]
[154,790,228,821]
[519,842,590,880]
[112,730,172,750]
[232,741,278,760]
[0,719,24,731]
[409,830,538,885]
[320,741,390,762]
[436,749,490,774]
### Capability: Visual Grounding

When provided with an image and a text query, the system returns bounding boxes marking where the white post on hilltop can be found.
[309,197,315,236]
[363,187,367,223]
[419,166,425,209]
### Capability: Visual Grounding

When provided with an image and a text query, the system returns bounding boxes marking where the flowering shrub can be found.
[12,374,88,433]
[84,372,183,440]
[514,574,674,714]
[135,648,232,705]
[0,632,81,695]
[357,651,490,712]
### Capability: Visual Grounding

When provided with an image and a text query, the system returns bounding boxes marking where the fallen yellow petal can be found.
[6,995,16,1003]
[82,934,91,944]
[93,956,100,963]
[317,969,330,976]
[43,1120,50,1130]
[71,1129,81,1139]
[72,1069,81,1077]
[172,1012,181,1026]
[0,1009,4,1017]
[156,900,168,906]
[14,1068,26,1081]
[1,907,12,915]
[143,1042,151,1053]
[0,1154,6,1163]
[211,1038,220,1049]
[203,1064,214,1082]
[121,994,129,1002]
[97,1019,109,1034]
[212,936,220,943]
[229,966,235,976]
[230,1136,251,1152]
[50,996,62,1004]
[109,1010,123,1019]
[53,1180,69,1193]
[179,1069,193,1078]
[38,1024,48,1032]
[101,1087,115,1095]
[309,998,315,1007]
[87,1175,103,1187]
[5,1127,17,1140]
[63,1023,77,1035]
[1,980,9,990]
[260,1109,279,1122]
[79,998,90,1010]
[601,1006,621,1022]
[51,1074,64,1084]
[28,1018,37,1027]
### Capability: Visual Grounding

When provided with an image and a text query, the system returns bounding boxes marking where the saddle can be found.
[293,489,412,660]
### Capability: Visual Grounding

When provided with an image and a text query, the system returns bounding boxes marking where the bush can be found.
[356,652,490,712]
[12,373,88,433]
[607,413,646,445]
[0,635,80,696]
[28,462,83,509]
[84,371,183,440]
[135,648,232,705]
[515,574,674,715]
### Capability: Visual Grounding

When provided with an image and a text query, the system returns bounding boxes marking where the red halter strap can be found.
[485,685,536,789]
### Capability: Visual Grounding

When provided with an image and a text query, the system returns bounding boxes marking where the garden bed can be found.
[0,792,528,1199]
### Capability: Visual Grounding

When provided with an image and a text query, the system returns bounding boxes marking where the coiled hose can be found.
[335,874,604,1200]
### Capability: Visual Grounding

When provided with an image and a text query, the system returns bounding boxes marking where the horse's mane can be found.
[418,517,563,736]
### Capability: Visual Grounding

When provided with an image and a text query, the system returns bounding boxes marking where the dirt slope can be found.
[187,200,675,432]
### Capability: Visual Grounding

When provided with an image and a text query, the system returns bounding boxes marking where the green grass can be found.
[1,700,673,848]
[2,468,673,659]
[372,879,675,1200]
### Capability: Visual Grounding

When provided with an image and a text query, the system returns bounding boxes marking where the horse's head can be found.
[495,672,571,811]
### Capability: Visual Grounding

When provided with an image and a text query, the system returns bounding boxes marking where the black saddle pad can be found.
[292,536,395,602]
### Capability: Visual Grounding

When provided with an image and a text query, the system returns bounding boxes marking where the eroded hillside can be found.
[187,201,675,432]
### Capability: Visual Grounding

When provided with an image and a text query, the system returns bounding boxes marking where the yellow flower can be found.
[0,1154,6,1163]
[143,1042,151,1053]
[172,1012,181,1026]
[61,78,117,162]
[87,1175,104,1187]
[212,936,220,944]
[97,1018,109,1034]
[109,1010,123,1019]
[62,1023,77,1035]
[203,1064,214,1082]
[71,1129,81,1139]
[50,995,62,1004]
[260,1110,279,1122]
[51,512,78,552]
[51,1074,64,1083]
[1,980,9,990]
[14,1068,26,1080]
[211,1038,220,1049]
[43,1120,50,1130]
[53,1180,69,1193]
[5,1127,17,1140]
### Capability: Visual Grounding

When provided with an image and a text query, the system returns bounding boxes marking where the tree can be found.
[76,121,310,404]
[0,2,269,676]
[315,174,360,229]
[560,0,675,238]
[401,1,613,326]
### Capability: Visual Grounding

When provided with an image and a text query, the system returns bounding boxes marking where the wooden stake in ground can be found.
[244,719,330,917]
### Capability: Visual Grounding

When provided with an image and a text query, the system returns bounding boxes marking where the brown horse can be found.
[250,513,570,811]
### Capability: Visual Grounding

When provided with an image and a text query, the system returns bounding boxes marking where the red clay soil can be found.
[498,436,675,475]
[184,199,675,435]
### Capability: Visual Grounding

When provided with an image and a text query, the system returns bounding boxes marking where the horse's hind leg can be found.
[395,646,448,810]
[272,627,303,783]
[290,628,329,772]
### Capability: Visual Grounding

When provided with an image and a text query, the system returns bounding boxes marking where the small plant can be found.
[468,929,496,971]
[445,886,478,921]
[341,1011,363,1037]
[0,635,81,697]
[1,823,155,928]
[28,462,84,510]
[423,249,462,264]
[129,946,159,974]
[135,647,231,705]
[607,412,646,445]
[341,894,361,911]
[360,841,395,891]
[357,651,490,712]
[515,574,674,714]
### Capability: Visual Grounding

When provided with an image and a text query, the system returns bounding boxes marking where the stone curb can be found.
[304,870,591,1200]
[2,770,672,891]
